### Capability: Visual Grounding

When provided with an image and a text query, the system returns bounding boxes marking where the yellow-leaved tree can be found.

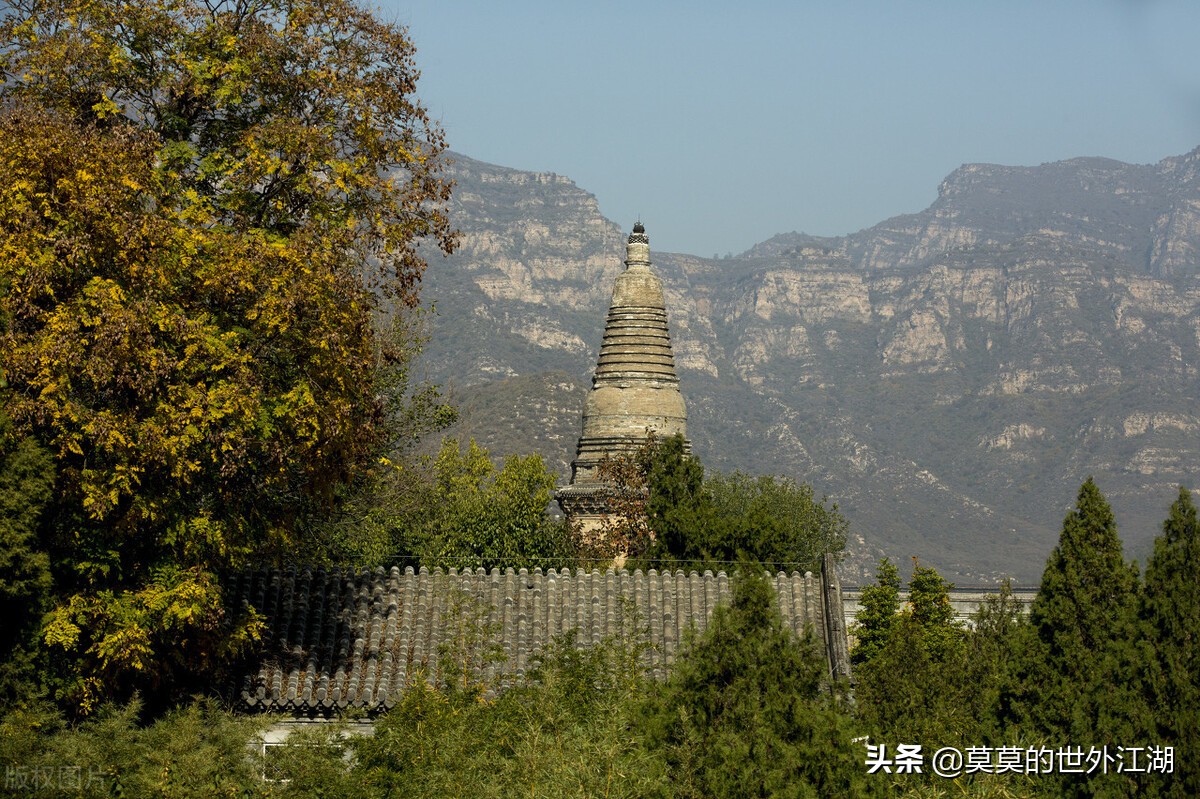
[0,0,455,713]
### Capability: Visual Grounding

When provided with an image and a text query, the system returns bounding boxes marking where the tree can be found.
[622,434,848,572]
[1,107,366,711]
[640,567,869,798]
[1143,487,1200,796]
[705,471,849,572]
[0,699,269,797]
[590,433,710,568]
[850,558,901,667]
[905,557,963,661]
[642,433,710,562]
[1,0,455,304]
[415,438,571,570]
[850,566,1052,798]
[1020,477,1149,798]
[295,306,459,567]
[0,0,455,713]
[964,580,1030,743]
[0,413,55,704]
[1029,478,1137,667]
[591,446,655,563]
[348,622,668,799]
[853,559,972,749]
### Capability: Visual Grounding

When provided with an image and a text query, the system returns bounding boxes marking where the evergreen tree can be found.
[0,413,55,703]
[850,558,901,667]
[854,567,1048,796]
[1029,478,1137,663]
[854,559,972,750]
[640,566,869,798]
[1143,487,1200,797]
[965,580,1030,742]
[642,433,711,562]
[1022,477,1148,798]
[906,557,963,661]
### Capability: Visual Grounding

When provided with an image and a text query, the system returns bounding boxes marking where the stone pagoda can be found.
[556,222,690,530]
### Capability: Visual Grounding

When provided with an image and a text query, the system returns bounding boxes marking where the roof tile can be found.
[233,562,848,716]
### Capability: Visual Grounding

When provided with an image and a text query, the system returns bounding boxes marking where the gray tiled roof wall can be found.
[233,566,833,716]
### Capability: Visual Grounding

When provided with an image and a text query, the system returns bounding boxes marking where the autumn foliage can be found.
[0,0,455,711]
[1,0,455,303]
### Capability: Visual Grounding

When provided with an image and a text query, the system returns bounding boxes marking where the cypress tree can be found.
[1024,477,1148,797]
[640,567,869,798]
[642,432,711,561]
[854,559,974,751]
[851,558,901,667]
[0,413,55,703]
[1143,487,1200,797]
[1031,478,1135,649]
[965,580,1030,742]
[906,557,963,661]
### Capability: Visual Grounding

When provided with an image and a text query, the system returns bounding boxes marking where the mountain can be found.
[415,150,1200,584]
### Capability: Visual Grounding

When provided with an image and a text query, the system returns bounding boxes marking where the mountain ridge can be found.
[417,147,1200,584]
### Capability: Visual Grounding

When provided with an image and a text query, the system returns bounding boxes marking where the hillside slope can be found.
[418,150,1200,583]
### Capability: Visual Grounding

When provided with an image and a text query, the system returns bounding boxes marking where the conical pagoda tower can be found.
[556,222,690,529]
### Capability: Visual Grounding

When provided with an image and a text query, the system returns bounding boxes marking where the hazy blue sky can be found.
[387,1,1200,257]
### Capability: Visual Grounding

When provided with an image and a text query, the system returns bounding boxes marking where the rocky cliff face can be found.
[419,149,1200,584]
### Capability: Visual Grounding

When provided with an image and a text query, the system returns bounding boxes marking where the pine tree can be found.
[1143,487,1200,797]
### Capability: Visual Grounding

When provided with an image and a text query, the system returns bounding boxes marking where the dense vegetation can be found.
[849,480,1198,798]
[1,569,866,798]
[1,2,1196,797]
[594,433,848,572]
[317,436,576,571]
[1,480,1195,797]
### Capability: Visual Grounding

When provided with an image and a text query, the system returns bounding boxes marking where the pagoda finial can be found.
[626,221,650,257]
